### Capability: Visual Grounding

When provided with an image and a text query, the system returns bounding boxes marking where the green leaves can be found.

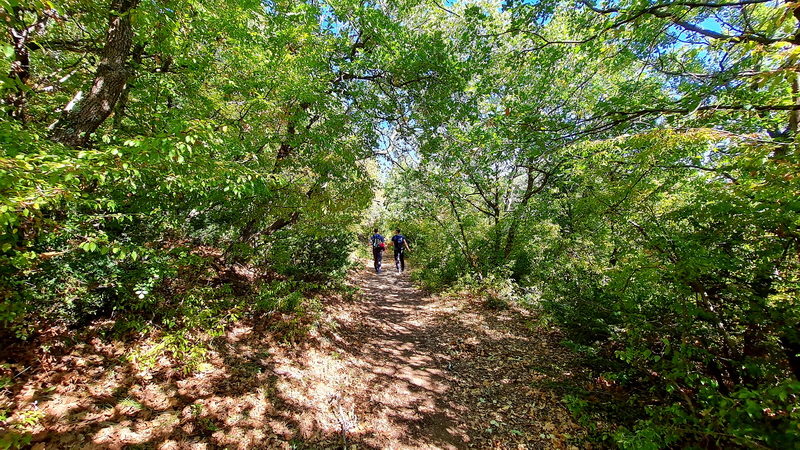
[380,1,800,447]
[1,0,798,445]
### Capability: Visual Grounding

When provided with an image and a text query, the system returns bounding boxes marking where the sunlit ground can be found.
[2,262,589,449]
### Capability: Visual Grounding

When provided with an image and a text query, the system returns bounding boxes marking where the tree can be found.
[51,0,139,146]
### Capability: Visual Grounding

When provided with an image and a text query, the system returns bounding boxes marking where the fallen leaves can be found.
[0,264,593,448]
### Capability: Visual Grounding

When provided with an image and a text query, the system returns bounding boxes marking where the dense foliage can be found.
[0,0,450,334]
[1,0,798,447]
[385,0,800,447]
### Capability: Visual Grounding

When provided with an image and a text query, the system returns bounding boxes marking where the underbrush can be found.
[1,215,359,350]
[0,270,338,448]
[531,257,800,449]
[121,278,327,375]
[413,263,800,449]
[0,228,357,445]
[431,269,537,311]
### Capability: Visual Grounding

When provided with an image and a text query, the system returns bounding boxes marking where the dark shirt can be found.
[371,234,385,249]
[391,234,406,253]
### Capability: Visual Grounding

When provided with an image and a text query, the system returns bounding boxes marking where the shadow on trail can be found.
[308,261,586,449]
[324,268,464,448]
[1,324,315,448]
[1,261,586,449]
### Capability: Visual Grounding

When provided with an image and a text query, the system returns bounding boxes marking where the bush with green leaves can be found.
[266,229,357,282]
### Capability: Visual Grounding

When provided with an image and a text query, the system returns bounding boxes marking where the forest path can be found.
[11,260,587,449]
[284,260,588,448]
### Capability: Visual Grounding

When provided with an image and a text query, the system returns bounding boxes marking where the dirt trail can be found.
[286,261,588,448]
[3,261,587,449]
[312,263,468,448]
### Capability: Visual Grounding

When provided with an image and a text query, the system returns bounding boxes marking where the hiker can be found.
[390,229,411,273]
[370,228,386,273]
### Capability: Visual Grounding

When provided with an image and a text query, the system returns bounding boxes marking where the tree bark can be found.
[5,8,55,122]
[51,0,139,147]
[6,11,31,122]
[113,42,144,129]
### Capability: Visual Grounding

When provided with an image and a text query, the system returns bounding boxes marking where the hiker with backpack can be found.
[390,229,411,273]
[370,228,386,273]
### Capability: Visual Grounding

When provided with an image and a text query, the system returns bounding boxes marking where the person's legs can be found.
[399,251,405,272]
[394,251,401,272]
[373,248,383,273]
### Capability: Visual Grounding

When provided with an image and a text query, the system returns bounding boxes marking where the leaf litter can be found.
[1,261,593,448]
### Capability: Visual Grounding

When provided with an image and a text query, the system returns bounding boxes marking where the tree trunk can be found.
[448,197,479,272]
[503,166,548,258]
[113,42,144,129]
[51,0,139,147]
[5,8,55,122]
[784,72,800,157]
[7,15,31,122]
[781,334,800,380]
